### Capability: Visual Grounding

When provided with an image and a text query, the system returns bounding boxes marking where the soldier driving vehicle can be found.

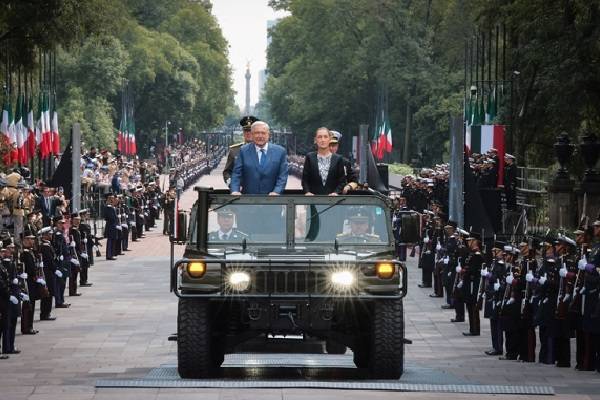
[170,188,408,379]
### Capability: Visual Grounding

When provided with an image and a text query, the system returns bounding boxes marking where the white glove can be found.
[118,214,122,218]
[81,253,88,259]
[493,281,500,291]
[559,267,568,278]
[55,270,63,278]
[131,222,136,227]
[70,241,76,248]
[480,268,488,277]
[9,295,18,304]
[506,298,515,305]
[436,242,442,251]
[36,278,46,285]
[116,225,122,231]
[506,274,514,285]
[526,272,534,282]
[93,245,99,252]
[455,265,462,273]
[457,281,463,289]
[60,255,64,261]
[38,261,44,268]
[19,272,28,279]
[84,238,88,244]
[578,258,587,271]
[539,274,547,285]
[12,278,18,285]
[423,236,430,244]
[21,293,29,302]
[121,223,128,228]
[443,257,449,265]
[71,259,80,266]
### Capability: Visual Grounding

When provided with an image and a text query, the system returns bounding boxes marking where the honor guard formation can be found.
[0,140,222,360]
[395,155,600,373]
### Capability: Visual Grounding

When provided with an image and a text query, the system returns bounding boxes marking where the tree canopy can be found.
[265,0,600,167]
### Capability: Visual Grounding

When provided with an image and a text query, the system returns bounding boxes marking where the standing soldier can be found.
[554,235,577,367]
[519,238,538,362]
[450,228,469,323]
[38,227,57,320]
[499,245,522,360]
[20,230,41,334]
[163,186,176,236]
[459,232,483,336]
[483,243,506,355]
[329,131,358,194]
[1,244,22,355]
[418,212,435,288]
[79,209,95,273]
[0,248,11,358]
[104,193,118,261]
[503,154,518,211]
[441,221,458,311]
[223,116,257,186]
[535,239,558,365]
[68,213,84,296]
[52,216,70,308]
[582,220,600,372]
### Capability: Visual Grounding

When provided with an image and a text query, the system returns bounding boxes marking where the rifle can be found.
[569,245,586,315]
[555,255,567,320]
[521,259,530,317]
[476,262,487,311]
[500,263,513,315]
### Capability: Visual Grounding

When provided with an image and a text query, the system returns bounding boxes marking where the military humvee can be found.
[170,187,407,379]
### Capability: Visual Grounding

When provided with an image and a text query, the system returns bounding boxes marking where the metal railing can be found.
[516,166,548,193]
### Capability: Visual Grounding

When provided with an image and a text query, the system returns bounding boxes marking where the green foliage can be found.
[266,0,600,167]
[47,0,234,154]
[388,163,414,177]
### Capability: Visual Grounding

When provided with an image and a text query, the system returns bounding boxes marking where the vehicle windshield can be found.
[295,204,389,244]
[206,203,287,244]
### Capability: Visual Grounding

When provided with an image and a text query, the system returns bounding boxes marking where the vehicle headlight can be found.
[228,271,251,291]
[331,270,355,288]
[375,262,395,279]
[186,261,206,278]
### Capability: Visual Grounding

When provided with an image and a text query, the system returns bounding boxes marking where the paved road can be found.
[1,160,599,400]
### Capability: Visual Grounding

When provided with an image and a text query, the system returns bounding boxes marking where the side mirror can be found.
[170,210,188,243]
[395,211,420,243]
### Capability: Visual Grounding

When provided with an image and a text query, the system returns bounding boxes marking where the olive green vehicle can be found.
[170,187,408,379]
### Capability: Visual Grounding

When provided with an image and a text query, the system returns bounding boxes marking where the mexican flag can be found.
[27,95,36,160]
[42,93,51,156]
[465,124,506,186]
[375,117,392,160]
[128,118,136,155]
[35,92,46,158]
[15,93,27,164]
[1,99,15,165]
[117,117,125,154]
[51,107,60,155]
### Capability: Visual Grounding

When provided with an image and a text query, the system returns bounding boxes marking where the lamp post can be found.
[164,120,171,170]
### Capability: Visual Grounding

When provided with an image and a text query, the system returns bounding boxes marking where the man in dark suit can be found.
[302,127,346,195]
[230,121,288,195]
[37,186,58,227]
[329,131,358,194]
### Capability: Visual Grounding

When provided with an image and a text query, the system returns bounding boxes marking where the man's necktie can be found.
[222,233,229,241]
[259,149,266,167]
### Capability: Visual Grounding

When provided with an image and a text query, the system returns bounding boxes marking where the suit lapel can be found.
[324,154,337,187]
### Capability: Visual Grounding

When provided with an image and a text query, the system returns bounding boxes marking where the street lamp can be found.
[165,120,171,170]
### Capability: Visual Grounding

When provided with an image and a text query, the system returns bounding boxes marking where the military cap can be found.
[557,234,576,247]
[457,228,469,236]
[240,115,259,131]
[216,206,234,217]
[4,238,15,248]
[38,227,53,236]
[79,209,89,214]
[22,229,36,239]
[573,229,585,235]
[348,207,370,221]
[71,212,81,219]
[593,220,600,227]
[504,153,516,160]
[330,130,342,144]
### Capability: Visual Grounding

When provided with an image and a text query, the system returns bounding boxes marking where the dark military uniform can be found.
[484,257,506,355]
[223,142,243,185]
[582,239,600,372]
[20,247,40,334]
[208,229,248,242]
[39,230,57,319]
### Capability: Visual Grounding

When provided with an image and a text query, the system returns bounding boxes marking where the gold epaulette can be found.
[229,142,244,149]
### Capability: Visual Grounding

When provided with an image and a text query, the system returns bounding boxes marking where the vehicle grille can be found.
[253,270,328,294]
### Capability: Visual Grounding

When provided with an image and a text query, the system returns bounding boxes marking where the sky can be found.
[211,0,289,110]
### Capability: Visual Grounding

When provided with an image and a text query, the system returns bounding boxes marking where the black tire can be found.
[325,339,347,355]
[177,298,213,379]
[368,298,404,379]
